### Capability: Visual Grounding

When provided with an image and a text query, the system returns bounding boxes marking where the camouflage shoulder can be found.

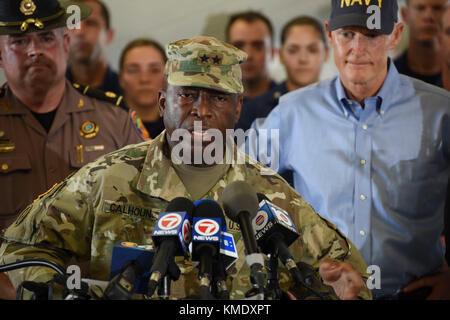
[71,82,129,112]
[78,140,151,175]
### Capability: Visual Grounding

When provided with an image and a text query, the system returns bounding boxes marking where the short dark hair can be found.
[225,10,274,44]
[76,0,111,29]
[119,38,167,71]
[281,15,327,47]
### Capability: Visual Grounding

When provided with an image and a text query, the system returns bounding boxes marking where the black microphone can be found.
[192,199,224,299]
[147,197,195,297]
[254,193,305,286]
[221,181,265,297]
[255,194,336,300]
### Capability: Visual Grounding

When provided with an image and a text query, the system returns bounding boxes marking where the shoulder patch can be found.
[72,83,129,111]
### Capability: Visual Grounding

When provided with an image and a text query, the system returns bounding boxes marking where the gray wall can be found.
[0,0,408,85]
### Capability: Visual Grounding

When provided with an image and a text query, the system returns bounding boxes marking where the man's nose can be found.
[27,37,44,57]
[191,92,212,118]
[423,6,438,22]
[350,34,368,55]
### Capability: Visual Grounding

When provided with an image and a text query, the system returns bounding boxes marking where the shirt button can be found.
[0,131,4,138]
[380,110,385,115]
[1,163,8,171]
[360,194,366,200]
[362,124,368,130]
[361,159,366,165]
[360,230,366,236]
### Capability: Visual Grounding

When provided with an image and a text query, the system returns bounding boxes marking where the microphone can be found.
[147,197,195,297]
[221,181,266,297]
[104,241,155,299]
[192,199,224,299]
[255,194,336,300]
[253,194,306,286]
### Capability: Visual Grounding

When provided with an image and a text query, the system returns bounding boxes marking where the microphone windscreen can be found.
[257,193,269,203]
[195,199,225,222]
[166,197,195,221]
[222,181,259,222]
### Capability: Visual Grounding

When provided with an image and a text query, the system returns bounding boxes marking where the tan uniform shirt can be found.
[0,81,142,230]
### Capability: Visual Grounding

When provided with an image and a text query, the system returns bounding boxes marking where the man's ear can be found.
[158,89,166,118]
[389,23,405,51]
[234,94,243,124]
[106,28,115,45]
[400,6,409,24]
[63,31,71,59]
[324,21,333,45]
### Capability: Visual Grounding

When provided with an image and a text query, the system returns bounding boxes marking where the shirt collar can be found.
[135,130,252,202]
[335,59,401,118]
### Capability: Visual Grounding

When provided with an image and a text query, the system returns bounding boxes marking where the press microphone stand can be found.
[264,253,283,300]
[156,260,180,299]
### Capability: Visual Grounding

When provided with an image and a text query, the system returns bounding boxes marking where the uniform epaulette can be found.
[71,82,129,111]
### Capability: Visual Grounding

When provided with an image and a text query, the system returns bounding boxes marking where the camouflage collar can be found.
[135,131,256,202]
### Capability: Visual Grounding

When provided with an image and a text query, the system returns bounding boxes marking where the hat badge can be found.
[20,0,37,16]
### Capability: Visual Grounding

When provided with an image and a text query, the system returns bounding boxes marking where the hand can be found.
[0,273,16,300]
[319,258,365,300]
[402,269,450,300]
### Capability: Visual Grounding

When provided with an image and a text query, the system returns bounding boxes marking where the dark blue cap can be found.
[328,0,398,35]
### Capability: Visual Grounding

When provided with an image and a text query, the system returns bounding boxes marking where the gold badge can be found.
[80,121,99,139]
[20,0,37,16]
[77,98,84,108]
[105,91,117,99]
[0,140,15,153]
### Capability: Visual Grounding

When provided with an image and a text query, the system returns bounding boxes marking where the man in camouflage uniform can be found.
[0,36,372,300]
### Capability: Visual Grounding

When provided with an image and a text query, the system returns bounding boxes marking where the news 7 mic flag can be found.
[253,199,299,251]
[153,211,191,256]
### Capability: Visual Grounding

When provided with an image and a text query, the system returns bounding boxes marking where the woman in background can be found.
[119,38,166,140]
[279,15,329,93]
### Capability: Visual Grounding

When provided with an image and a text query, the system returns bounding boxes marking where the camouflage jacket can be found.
[0,132,372,300]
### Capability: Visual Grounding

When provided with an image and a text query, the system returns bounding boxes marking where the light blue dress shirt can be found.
[249,61,450,297]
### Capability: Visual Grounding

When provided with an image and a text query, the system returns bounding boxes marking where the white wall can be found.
[0,0,409,85]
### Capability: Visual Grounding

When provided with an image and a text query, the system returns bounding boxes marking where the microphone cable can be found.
[0,260,65,275]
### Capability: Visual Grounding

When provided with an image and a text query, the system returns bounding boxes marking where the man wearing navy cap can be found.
[249,0,450,298]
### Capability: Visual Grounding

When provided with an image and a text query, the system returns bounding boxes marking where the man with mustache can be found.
[394,0,446,86]
[0,0,141,232]
[249,0,450,299]
[0,36,372,301]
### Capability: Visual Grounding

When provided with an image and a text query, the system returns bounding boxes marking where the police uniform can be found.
[0,0,141,230]
[0,81,142,230]
[0,36,372,300]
